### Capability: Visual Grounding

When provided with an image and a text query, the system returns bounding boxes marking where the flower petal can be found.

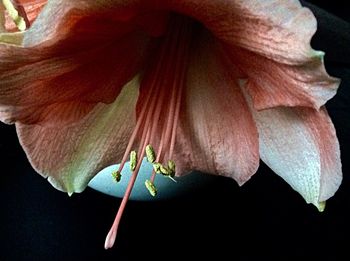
[23,1,168,46]
[33,0,322,64]
[0,31,23,45]
[297,107,342,202]
[0,4,151,125]
[14,0,47,26]
[158,0,320,65]
[249,99,341,209]
[15,76,139,194]
[231,47,339,109]
[173,34,259,185]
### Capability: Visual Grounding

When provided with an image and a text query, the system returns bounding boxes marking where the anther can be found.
[152,162,162,174]
[160,165,170,176]
[145,179,157,197]
[111,170,122,182]
[145,145,156,163]
[130,151,137,171]
[167,160,176,177]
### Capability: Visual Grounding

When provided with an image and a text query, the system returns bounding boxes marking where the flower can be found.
[0,0,342,249]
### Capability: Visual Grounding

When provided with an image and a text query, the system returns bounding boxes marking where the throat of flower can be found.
[104,14,194,250]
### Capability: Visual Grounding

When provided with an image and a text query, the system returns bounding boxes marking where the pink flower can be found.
[0,0,342,249]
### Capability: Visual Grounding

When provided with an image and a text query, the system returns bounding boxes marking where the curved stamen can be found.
[104,14,195,249]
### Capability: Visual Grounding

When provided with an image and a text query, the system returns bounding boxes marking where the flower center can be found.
[104,14,194,249]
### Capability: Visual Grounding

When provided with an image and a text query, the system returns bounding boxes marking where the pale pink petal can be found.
[16,77,139,194]
[154,0,320,65]
[31,0,322,64]
[0,7,151,125]
[173,34,259,185]
[23,1,168,46]
[297,107,342,201]
[230,47,339,109]
[245,89,342,209]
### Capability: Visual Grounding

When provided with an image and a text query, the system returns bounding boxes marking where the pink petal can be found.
[23,1,168,46]
[16,77,139,194]
[231,47,339,109]
[297,107,342,202]
[248,96,342,209]
[0,3,151,125]
[15,0,47,25]
[173,34,259,185]
[155,0,320,65]
[31,0,324,65]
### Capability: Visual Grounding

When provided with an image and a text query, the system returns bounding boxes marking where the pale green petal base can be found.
[88,158,217,201]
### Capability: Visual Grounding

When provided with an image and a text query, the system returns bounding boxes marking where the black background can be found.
[1,1,349,260]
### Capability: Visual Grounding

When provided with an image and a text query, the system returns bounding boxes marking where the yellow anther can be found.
[152,162,162,174]
[130,150,137,171]
[167,160,176,177]
[111,170,122,182]
[160,165,169,176]
[145,145,156,163]
[2,0,26,31]
[145,179,157,197]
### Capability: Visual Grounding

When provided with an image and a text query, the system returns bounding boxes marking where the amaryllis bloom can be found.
[0,0,342,249]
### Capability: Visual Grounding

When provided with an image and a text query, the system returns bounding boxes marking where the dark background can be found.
[1,1,349,260]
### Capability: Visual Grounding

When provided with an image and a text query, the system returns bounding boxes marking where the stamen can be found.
[152,162,162,174]
[149,16,193,183]
[145,179,157,197]
[159,165,170,176]
[129,151,137,171]
[105,14,194,249]
[2,0,27,31]
[11,0,30,28]
[145,145,156,163]
[111,170,121,182]
[167,160,176,177]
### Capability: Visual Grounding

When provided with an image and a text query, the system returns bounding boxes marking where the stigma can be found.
[104,14,194,250]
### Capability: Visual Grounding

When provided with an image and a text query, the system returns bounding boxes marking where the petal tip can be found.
[314,201,326,212]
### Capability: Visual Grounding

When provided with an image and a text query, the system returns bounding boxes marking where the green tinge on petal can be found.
[240,82,323,208]
[16,76,140,195]
[316,201,326,212]
[56,78,139,195]
[257,107,322,207]
[0,31,24,45]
